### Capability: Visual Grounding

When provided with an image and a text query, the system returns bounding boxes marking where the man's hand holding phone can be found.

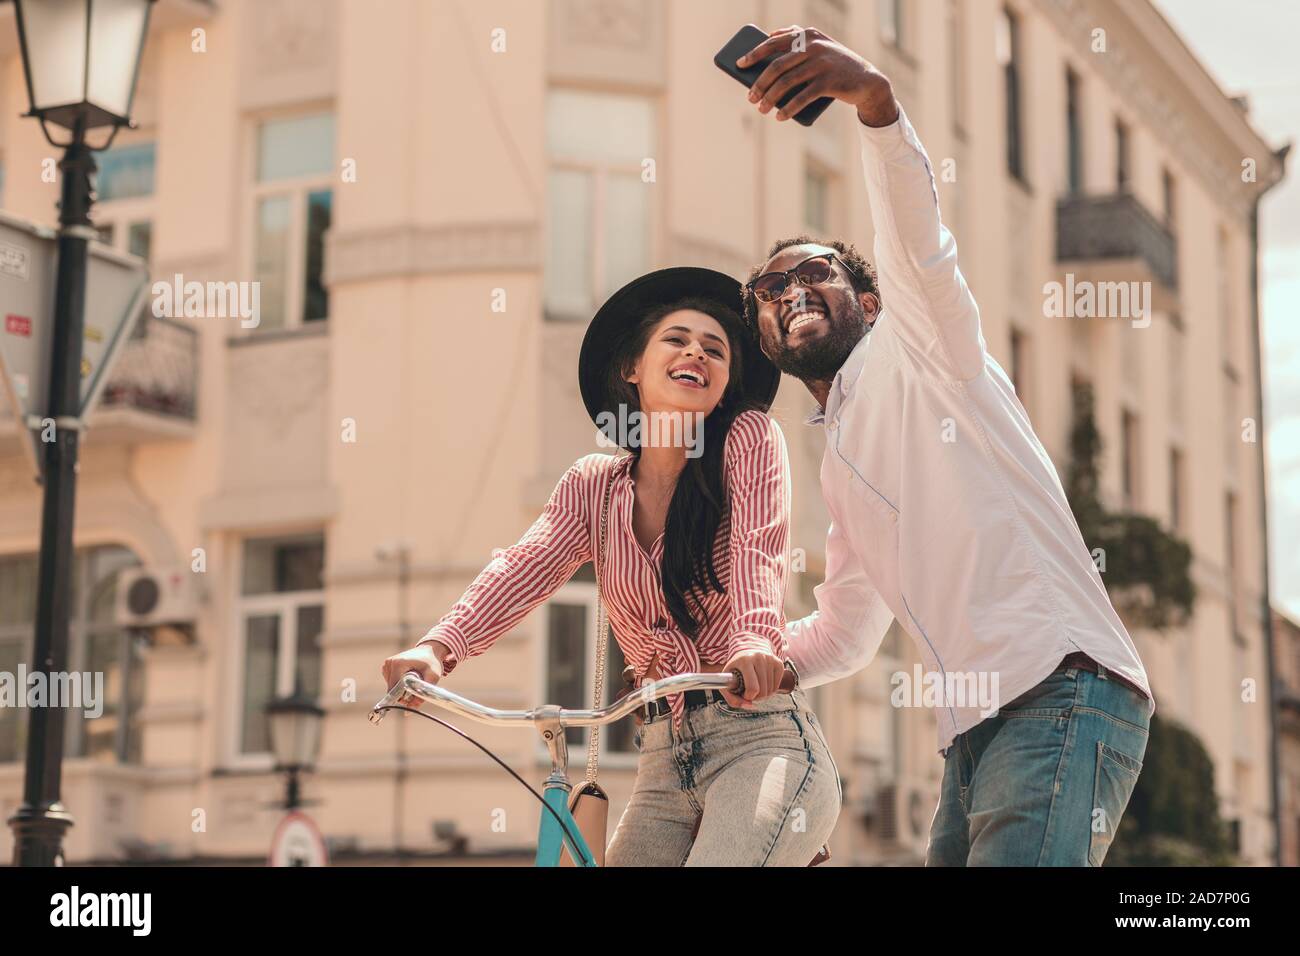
[737,26,899,128]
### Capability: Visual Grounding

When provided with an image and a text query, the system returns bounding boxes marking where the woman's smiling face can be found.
[624,310,732,417]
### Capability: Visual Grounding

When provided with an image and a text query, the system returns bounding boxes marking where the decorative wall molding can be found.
[198,481,339,531]
[1035,0,1275,220]
[239,0,338,111]
[666,233,754,282]
[225,335,329,441]
[318,623,407,648]
[804,0,848,39]
[150,254,233,286]
[0,448,182,568]
[558,0,651,49]
[323,222,542,286]
[547,0,665,89]
[324,559,509,589]
[136,702,206,726]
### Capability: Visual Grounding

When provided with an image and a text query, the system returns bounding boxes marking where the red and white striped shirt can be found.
[418,409,792,729]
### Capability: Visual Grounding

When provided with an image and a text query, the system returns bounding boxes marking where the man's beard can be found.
[769,302,870,383]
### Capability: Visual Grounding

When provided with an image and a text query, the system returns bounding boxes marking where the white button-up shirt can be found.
[785,106,1155,754]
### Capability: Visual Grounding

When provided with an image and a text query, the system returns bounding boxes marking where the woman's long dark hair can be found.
[605,296,761,639]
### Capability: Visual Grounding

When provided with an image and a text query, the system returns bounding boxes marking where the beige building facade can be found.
[0,0,1286,865]
[1275,611,1300,867]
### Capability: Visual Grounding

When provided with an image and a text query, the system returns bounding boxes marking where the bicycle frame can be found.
[370,671,748,866]
[532,703,598,867]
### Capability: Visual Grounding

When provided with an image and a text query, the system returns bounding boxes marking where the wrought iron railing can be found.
[1055,192,1178,290]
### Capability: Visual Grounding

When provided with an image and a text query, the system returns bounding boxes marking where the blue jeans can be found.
[926,659,1150,866]
[605,688,842,866]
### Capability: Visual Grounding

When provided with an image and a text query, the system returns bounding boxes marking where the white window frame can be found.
[91,135,156,262]
[228,532,326,769]
[949,0,967,136]
[544,91,660,322]
[241,106,335,336]
[803,160,835,235]
[0,608,31,766]
[1120,407,1142,511]
[879,0,903,49]
[0,545,143,765]
[93,199,154,260]
[1010,324,1031,415]
[535,580,636,769]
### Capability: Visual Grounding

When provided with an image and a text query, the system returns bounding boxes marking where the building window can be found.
[1225,376,1241,469]
[0,546,144,765]
[1115,118,1131,193]
[545,91,655,322]
[948,0,966,134]
[879,0,903,48]
[97,142,156,201]
[250,113,335,331]
[1162,166,1176,229]
[1217,226,1235,369]
[237,533,325,755]
[1169,315,1186,426]
[92,141,156,265]
[1010,326,1030,411]
[1169,447,1184,534]
[804,163,832,233]
[1225,491,1240,640]
[544,572,633,756]
[1065,67,1083,195]
[1121,409,1140,510]
[997,8,1023,182]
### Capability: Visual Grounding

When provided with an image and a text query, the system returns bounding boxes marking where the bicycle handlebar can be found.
[369,667,796,728]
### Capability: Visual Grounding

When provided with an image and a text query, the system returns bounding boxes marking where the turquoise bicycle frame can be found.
[534,708,597,867]
[536,775,596,867]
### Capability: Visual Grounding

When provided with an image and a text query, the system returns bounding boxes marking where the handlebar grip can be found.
[729,665,798,697]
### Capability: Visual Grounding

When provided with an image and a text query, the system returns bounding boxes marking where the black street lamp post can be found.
[267,691,325,812]
[7,0,156,866]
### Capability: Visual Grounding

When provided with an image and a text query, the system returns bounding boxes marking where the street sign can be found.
[268,810,329,867]
[0,210,150,480]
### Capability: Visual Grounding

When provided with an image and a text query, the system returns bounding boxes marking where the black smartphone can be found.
[714,24,834,127]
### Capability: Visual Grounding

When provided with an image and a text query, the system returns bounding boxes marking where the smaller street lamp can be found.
[267,690,325,811]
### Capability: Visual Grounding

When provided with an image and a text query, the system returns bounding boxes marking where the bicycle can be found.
[369,668,794,866]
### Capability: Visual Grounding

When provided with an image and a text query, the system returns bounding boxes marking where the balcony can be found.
[1055,192,1179,312]
[0,314,197,448]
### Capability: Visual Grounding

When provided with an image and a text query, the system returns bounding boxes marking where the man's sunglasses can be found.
[746,252,846,304]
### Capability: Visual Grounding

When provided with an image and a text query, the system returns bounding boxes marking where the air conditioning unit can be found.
[114,566,199,629]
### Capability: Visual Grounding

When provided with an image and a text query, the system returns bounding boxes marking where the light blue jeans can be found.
[605,688,842,866]
[926,659,1150,866]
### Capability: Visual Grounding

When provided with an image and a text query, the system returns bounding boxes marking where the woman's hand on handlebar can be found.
[382,642,448,705]
[720,648,786,709]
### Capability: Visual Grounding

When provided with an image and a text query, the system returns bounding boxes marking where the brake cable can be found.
[375,704,594,866]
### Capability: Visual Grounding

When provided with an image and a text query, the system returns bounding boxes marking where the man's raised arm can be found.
[741,25,985,381]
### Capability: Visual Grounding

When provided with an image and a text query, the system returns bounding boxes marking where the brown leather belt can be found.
[1059,651,1149,701]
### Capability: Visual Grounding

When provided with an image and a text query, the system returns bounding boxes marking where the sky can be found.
[1152,0,1300,618]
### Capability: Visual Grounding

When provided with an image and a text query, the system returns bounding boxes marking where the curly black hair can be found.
[742,235,879,330]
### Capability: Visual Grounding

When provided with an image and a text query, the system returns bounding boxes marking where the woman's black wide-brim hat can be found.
[578,266,781,441]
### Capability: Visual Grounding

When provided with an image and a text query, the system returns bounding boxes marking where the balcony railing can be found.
[0,313,196,442]
[99,313,198,421]
[1055,192,1178,292]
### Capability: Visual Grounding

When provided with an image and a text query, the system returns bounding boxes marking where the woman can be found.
[382,267,841,866]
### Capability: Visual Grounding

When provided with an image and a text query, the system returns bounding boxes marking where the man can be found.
[735,27,1154,866]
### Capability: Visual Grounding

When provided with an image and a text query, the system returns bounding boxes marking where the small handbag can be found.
[559,462,617,866]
